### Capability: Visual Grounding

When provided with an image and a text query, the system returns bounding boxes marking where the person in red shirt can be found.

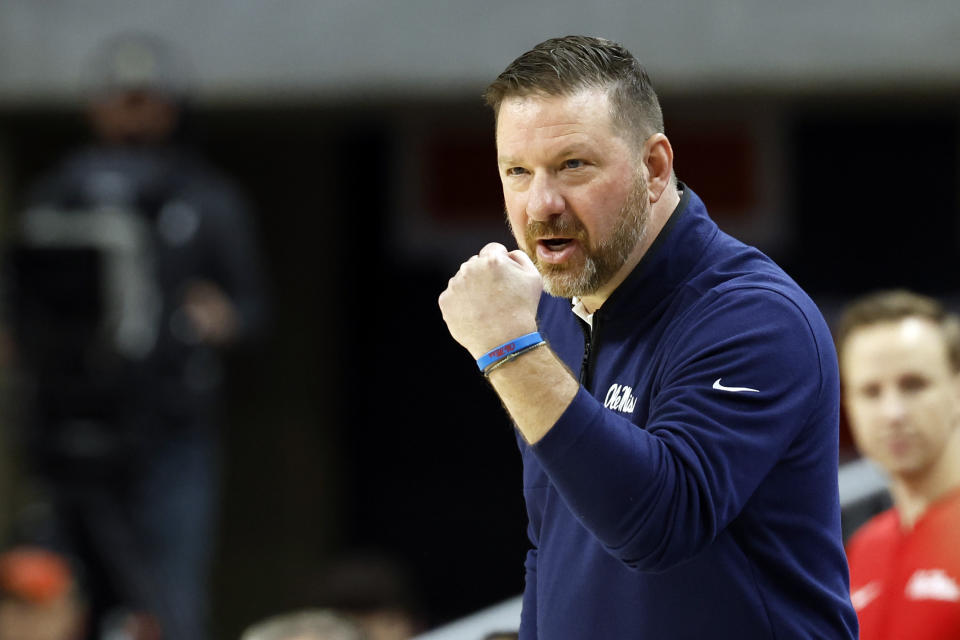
[837,290,960,640]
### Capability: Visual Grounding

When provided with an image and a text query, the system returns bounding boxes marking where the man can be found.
[8,32,267,640]
[837,290,960,639]
[438,36,857,638]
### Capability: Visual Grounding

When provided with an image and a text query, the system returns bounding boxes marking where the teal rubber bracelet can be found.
[476,332,544,372]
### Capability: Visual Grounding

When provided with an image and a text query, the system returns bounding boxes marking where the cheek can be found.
[917,399,956,441]
[578,182,632,228]
[503,202,528,244]
[846,403,881,445]
[502,187,522,219]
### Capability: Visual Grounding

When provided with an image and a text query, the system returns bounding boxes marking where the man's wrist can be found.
[476,332,546,375]
[482,340,548,377]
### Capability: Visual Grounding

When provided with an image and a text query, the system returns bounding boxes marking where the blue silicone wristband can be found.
[476,332,544,372]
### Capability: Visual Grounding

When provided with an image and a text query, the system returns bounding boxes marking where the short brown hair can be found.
[836,289,960,373]
[484,35,664,148]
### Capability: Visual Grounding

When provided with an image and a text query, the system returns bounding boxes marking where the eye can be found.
[563,159,584,169]
[858,383,881,399]
[899,374,929,393]
[505,166,528,177]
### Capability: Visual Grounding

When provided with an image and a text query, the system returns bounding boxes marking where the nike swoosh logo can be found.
[712,378,760,393]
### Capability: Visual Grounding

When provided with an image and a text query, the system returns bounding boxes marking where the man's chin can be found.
[540,268,596,299]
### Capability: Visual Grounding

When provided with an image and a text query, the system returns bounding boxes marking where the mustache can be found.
[525,216,587,240]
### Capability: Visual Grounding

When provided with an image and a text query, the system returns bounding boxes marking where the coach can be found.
[438,35,858,638]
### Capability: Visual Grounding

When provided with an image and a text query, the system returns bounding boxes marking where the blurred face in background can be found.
[0,549,84,640]
[87,89,179,145]
[842,317,960,480]
[0,593,84,640]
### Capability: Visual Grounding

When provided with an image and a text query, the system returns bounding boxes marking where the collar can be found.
[571,297,594,328]
[580,183,719,328]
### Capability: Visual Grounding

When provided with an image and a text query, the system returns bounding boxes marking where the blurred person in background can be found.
[0,546,86,640]
[837,290,960,640]
[5,31,268,640]
[310,552,421,640]
[240,609,366,640]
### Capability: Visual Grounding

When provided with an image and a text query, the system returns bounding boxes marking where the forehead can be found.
[842,317,952,379]
[495,88,620,155]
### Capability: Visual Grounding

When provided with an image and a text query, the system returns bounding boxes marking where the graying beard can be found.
[540,206,645,299]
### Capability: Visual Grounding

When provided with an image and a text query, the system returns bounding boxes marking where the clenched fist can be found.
[438,242,544,358]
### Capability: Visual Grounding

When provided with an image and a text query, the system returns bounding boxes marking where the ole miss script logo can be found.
[604,383,638,414]
[485,342,517,359]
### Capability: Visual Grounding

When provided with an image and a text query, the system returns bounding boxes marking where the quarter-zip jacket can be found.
[519,186,858,639]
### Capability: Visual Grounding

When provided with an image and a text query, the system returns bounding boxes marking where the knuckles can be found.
[479,242,507,256]
[441,247,542,312]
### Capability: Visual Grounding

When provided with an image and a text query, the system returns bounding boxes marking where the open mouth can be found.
[539,238,573,251]
[535,237,578,264]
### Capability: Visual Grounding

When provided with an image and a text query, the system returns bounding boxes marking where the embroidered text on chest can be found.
[604,383,638,414]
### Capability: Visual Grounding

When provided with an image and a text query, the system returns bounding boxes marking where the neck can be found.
[889,431,960,530]
[578,183,681,314]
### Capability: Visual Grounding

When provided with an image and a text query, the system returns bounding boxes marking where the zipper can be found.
[578,312,600,391]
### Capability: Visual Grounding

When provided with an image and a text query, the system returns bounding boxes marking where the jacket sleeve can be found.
[516,430,539,639]
[529,288,829,572]
[519,548,538,639]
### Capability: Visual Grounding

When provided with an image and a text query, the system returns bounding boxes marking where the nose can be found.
[879,391,908,426]
[526,172,565,221]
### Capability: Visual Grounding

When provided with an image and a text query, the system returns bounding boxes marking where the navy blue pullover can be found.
[520,187,858,639]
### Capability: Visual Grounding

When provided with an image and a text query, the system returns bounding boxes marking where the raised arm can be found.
[438,242,578,444]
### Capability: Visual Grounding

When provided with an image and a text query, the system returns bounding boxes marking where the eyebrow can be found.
[497,143,594,167]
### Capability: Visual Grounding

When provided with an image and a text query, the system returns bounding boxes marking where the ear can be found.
[643,133,674,204]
